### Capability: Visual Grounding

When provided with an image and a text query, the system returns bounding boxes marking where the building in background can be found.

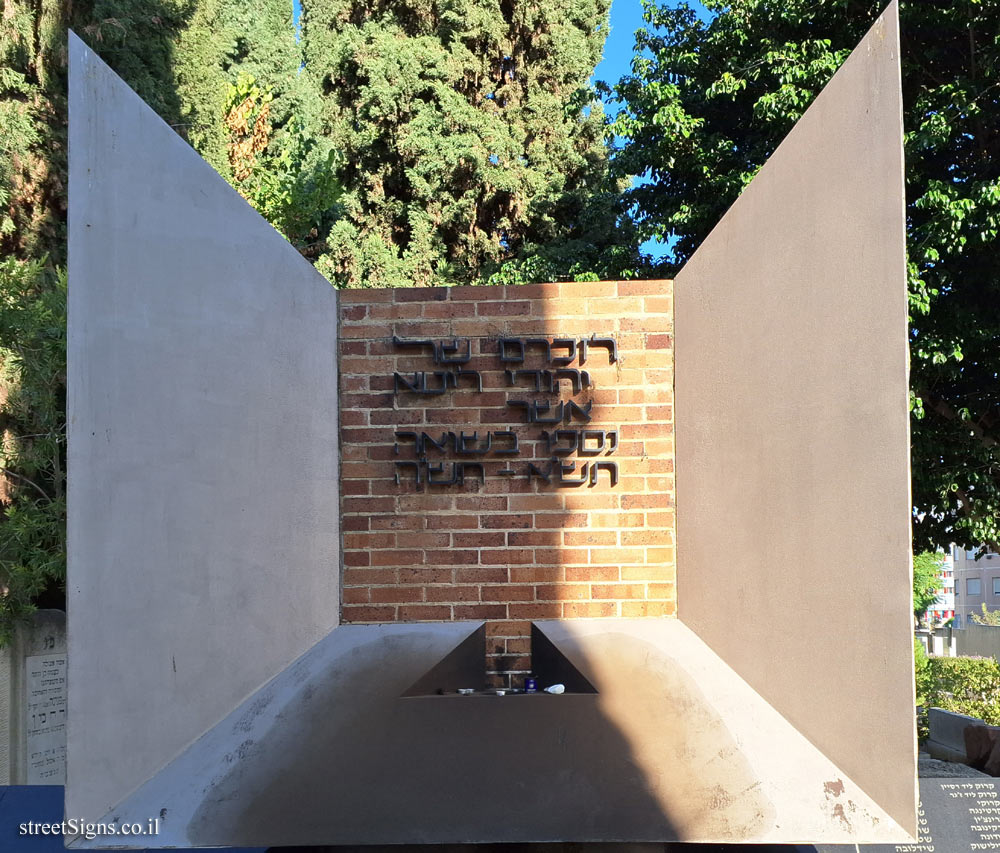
[952,544,1000,628]
[926,550,955,627]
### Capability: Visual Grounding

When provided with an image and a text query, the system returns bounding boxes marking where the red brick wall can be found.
[338,281,675,686]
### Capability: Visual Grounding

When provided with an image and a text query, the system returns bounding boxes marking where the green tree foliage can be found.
[913,641,932,739]
[0,0,329,638]
[611,0,1000,553]
[1,0,320,260]
[172,0,312,178]
[1,2,197,263]
[300,0,638,287]
[0,260,66,645]
[913,551,944,624]
[914,641,932,705]
[1,0,66,261]
[926,655,1000,727]
[222,74,343,258]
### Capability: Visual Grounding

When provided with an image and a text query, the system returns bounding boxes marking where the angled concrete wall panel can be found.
[66,33,340,823]
[674,1,915,834]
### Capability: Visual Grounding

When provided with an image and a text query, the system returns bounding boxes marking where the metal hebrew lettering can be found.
[455,369,482,391]
[550,338,577,365]
[556,460,589,486]
[579,430,617,455]
[426,462,459,486]
[508,369,546,391]
[422,432,452,454]
[389,335,619,487]
[545,430,578,456]
[497,337,617,367]
[456,432,491,455]
[393,371,450,394]
[589,461,619,487]
[554,368,591,393]
[394,461,420,485]
[499,338,525,363]
[528,462,550,484]
[508,368,592,394]
[392,336,471,365]
[394,370,482,394]
[581,335,618,364]
[391,336,436,359]
[395,431,457,456]
[533,401,564,424]
[526,338,552,360]
[393,458,500,486]
[420,460,486,486]
[436,339,471,364]
[393,373,422,394]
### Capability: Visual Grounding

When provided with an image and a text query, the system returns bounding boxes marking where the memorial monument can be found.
[66,1,917,846]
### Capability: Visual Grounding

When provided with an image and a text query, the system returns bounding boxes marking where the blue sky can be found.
[595,1,649,89]
[594,0,711,90]
[595,1,712,259]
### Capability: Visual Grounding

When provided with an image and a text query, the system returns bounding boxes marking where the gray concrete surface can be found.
[918,755,989,778]
[68,620,908,847]
[924,740,969,764]
[674,1,915,837]
[66,32,340,824]
[953,624,1000,662]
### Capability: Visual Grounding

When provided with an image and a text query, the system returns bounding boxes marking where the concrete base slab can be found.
[69,620,909,847]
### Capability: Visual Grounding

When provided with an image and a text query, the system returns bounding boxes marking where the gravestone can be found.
[0,610,67,785]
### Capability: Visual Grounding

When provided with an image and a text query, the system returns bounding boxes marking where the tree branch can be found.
[0,467,50,501]
[926,392,998,450]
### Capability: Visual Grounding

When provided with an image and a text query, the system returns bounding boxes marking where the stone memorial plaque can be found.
[25,652,67,784]
[813,778,1000,852]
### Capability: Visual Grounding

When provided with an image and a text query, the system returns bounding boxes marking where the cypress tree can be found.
[301,0,635,287]
[1,0,193,265]
[171,0,340,257]
[173,0,307,179]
